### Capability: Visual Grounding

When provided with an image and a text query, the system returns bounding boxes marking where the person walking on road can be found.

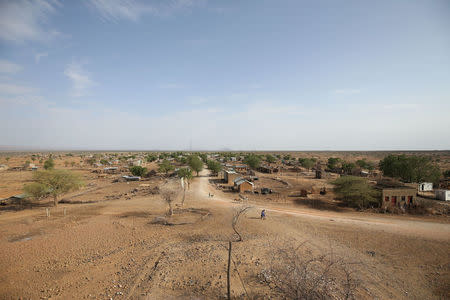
[261,209,266,220]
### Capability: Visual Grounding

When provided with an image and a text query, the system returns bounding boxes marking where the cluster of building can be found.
[381,182,449,209]
[218,165,255,193]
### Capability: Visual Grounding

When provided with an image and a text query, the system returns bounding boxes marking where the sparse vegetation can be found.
[158,159,175,175]
[188,155,203,176]
[28,170,84,206]
[146,154,157,162]
[356,159,375,171]
[327,157,341,170]
[160,180,180,216]
[262,242,359,299]
[244,154,261,169]
[206,160,222,175]
[332,176,380,209]
[298,158,315,170]
[43,158,55,170]
[130,166,147,177]
[23,182,48,202]
[379,154,441,184]
[266,154,276,163]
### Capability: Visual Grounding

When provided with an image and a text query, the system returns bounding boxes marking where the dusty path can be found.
[0,171,449,299]
[195,169,450,241]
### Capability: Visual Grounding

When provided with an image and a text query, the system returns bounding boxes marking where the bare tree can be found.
[160,179,181,216]
[231,206,252,242]
[260,241,360,299]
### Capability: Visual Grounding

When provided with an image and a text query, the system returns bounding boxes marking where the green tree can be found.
[100,159,109,165]
[379,154,441,184]
[283,154,291,161]
[342,162,356,174]
[266,154,276,163]
[244,154,261,169]
[444,170,450,178]
[332,176,380,209]
[298,158,314,170]
[188,155,203,176]
[199,153,208,163]
[158,159,174,175]
[207,160,222,175]
[146,154,157,162]
[177,167,193,180]
[44,158,55,170]
[31,170,84,206]
[327,157,341,170]
[130,166,148,177]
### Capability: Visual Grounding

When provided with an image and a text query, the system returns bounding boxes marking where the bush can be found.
[327,157,341,170]
[298,158,315,170]
[146,154,157,162]
[158,159,174,174]
[342,161,356,174]
[332,176,380,209]
[266,154,276,163]
[24,182,49,201]
[43,158,55,170]
[130,166,147,177]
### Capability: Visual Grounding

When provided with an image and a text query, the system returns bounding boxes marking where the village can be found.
[0,151,449,299]
[1,151,449,213]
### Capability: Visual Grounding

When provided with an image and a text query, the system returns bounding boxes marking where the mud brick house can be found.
[234,179,254,193]
[382,188,416,209]
[224,170,241,185]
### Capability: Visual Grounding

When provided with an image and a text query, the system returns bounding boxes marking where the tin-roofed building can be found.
[234,179,254,193]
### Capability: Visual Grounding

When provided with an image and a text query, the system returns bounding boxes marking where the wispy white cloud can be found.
[87,0,204,22]
[35,52,49,63]
[64,62,95,97]
[333,89,361,95]
[0,83,36,95]
[0,60,22,73]
[0,0,61,43]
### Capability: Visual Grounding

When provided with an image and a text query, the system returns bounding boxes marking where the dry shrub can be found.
[160,179,181,216]
[260,242,360,299]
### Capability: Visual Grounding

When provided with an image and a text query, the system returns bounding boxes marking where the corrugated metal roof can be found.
[235,179,254,186]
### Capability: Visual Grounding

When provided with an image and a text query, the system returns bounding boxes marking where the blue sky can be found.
[0,0,449,150]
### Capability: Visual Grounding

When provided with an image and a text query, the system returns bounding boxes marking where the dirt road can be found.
[0,171,448,299]
[196,169,450,241]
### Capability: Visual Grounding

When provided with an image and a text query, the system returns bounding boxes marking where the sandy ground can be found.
[0,169,449,299]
